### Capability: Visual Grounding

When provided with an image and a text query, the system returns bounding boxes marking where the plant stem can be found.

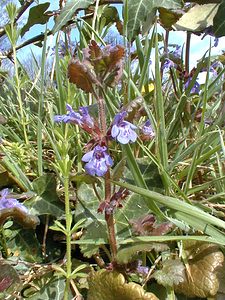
[64,176,72,300]
[104,170,117,260]
[96,93,117,261]
[0,227,9,259]
[185,32,191,74]
[12,42,29,145]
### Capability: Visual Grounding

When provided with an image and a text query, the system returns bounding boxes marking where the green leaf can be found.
[126,0,182,40]
[213,0,225,37]
[24,275,66,300]
[52,0,94,34]
[175,4,219,32]
[117,242,168,264]
[8,229,42,263]
[75,183,108,257]
[20,3,51,37]
[123,145,164,217]
[153,259,185,287]
[27,174,64,217]
[113,181,225,236]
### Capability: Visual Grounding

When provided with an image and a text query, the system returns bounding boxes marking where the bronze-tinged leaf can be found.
[175,242,224,298]
[68,60,100,93]
[0,208,40,229]
[153,259,186,287]
[102,44,125,72]
[87,270,159,300]
[87,40,102,60]
[130,214,156,236]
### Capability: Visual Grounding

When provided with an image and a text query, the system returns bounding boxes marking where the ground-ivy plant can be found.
[0,1,224,299]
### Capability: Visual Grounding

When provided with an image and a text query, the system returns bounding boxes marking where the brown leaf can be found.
[86,40,102,61]
[84,41,125,86]
[87,270,159,300]
[68,60,101,93]
[102,44,125,72]
[0,207,40,229]
[175,242,224,298]
[130,214,156,236]
[130,214,173,236]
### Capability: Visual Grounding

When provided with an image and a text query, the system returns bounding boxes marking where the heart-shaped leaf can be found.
[87,270,159,300]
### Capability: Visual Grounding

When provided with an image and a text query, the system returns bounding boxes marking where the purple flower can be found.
[111,111,137,144]
[54,104,94,128]
[185,78,200,94]
[0,189,28,213]
[172,45,182,59]
[202,26,219,47]
[141,120,155,138]
[162,58,175,70]
[79,106,94,128]
[82,145,113,177]
[137,260,149,275]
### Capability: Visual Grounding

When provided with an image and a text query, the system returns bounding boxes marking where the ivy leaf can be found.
[8,229,42,263]
[153,259,185,287]
[213,0,225,37]
[174,242,225,298]
[127,0,182,40]
[20,3,51,37]
[87,270,159,300]
[175,4,219,32]
[23,274,66,299]
[75,183,107,258]
[52,0,94,34]
[26,174,64,218]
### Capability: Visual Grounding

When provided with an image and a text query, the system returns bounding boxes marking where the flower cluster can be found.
[55,106,140,176]
[162,58,175,71]
[0,189,28,213]
[141,120,155,139]
[202,26,219,48]
[82,145,113,177]
[111,111,137,144]
[54,104,94,128]
[185,78,200,94]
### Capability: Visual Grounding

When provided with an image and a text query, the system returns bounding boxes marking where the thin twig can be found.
[0,0,34,38]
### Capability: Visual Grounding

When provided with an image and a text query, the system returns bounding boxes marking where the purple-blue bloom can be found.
[137,260,149,275]
[0,189,28,213]
[162,58,175,71]
[82,145,113,177]
[54,104,94,128]
[185,78,200,94]
[111,111,137,144]
[202,26,219,47]
[172,45,182,59]
[79,106,94,128]
[141,120,155,138]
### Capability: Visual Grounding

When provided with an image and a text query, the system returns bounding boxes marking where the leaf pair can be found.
[68,40,125,93]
